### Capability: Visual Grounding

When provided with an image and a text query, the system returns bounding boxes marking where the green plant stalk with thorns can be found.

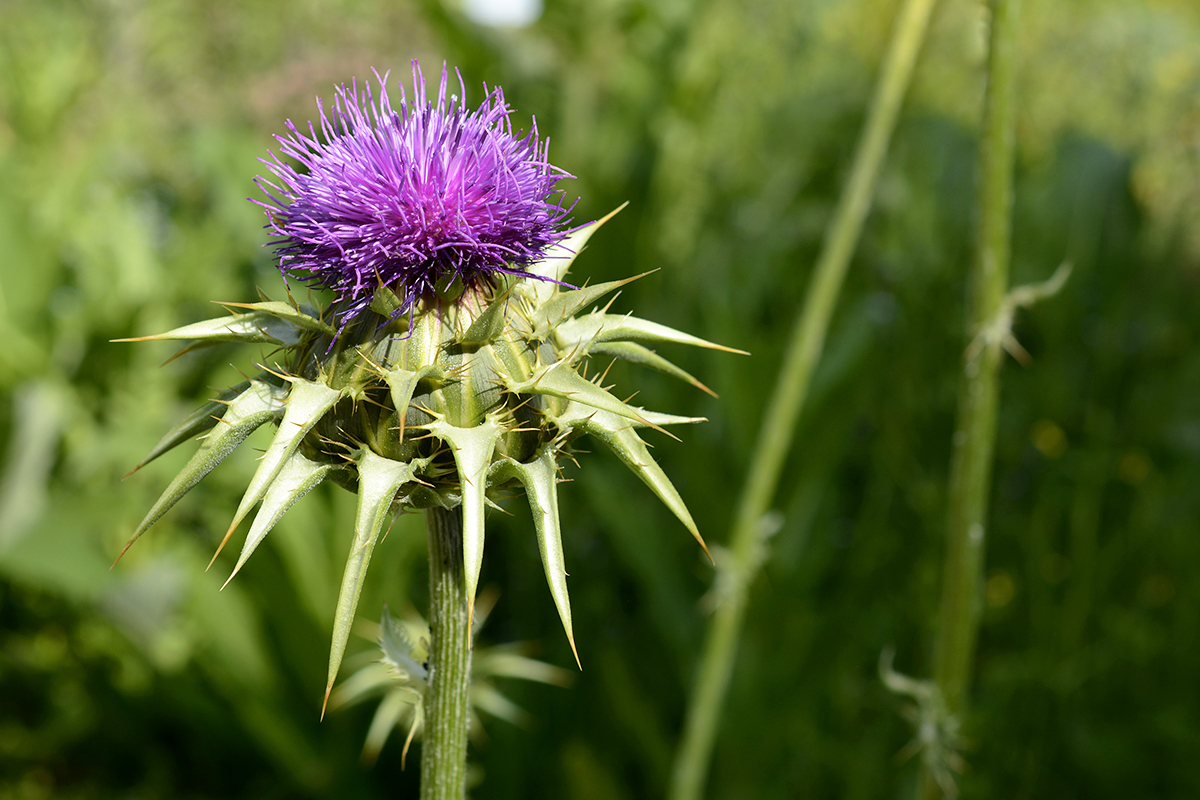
[668,0,938,796]
[919,0,1023,795]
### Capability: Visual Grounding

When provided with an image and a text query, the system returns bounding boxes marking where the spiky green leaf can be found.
[426,417,504,631]
[113,310,304,347]
[491,447,578,665]
[326,449,419,707]
[506,361,659,432]
[223,451,338,586]
[636,410,708,428]
[457,292,511,345]
[382,365,443,438]
[218,300,335,336]
[524,204,627,299]
[588,341,716,397]
[554,312,747,354]
[223,379,344,542]
[118,380,287,559]
[128,381,251,473]
[529,275,646,340]
[379,605,428,681]
[556,404,710,560]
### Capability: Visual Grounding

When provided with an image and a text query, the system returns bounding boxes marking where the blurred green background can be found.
[2,0,1199,797]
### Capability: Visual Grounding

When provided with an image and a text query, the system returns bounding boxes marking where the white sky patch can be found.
[463,0,543,28]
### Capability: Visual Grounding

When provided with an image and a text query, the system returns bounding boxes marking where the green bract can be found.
[119,211,738,700]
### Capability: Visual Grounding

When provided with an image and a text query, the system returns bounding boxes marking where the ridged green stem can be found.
[420,506,472,800]
[921,0,1019,797]
[667,0,937,797]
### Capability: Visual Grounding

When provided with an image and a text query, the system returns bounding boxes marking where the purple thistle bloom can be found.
[254,63,574,325]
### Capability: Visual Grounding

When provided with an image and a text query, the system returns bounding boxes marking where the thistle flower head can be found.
[255,62,573,325]
[120,65,744,710]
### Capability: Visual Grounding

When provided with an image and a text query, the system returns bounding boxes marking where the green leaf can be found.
[588,340,717,397]
[222,451,338,587]
[382,365,443,439]
[457,292,511,345]
[369,286,407,318]
[331,662,399,709]
[325,449,419,713]
[113,309,304,347]
[474,645,572,685]
[523,204,627,300]
[471,684,529,726]
[637,410,708,428]
[217,300,335,336]
[117,380,287,561]
[128,381,251,474]
[529,275,648,341]
[556,404,710,561]
[221,379,344,547]
[491,447,578,666]
[554,312,747,354]
[378,605,428,681]
[426,417,504,632]
[364,690,418,765]
[506,361,660,433]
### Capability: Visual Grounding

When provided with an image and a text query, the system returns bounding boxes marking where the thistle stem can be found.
[421,506,473,800]
[667,0,937,797]
[920,1,1019,797]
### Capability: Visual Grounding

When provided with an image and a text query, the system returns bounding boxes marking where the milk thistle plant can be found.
[118,63,734,798]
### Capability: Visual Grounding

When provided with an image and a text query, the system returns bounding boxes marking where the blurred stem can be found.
[921,0,1019,797]
[421,506,472,800]
[667,0,938,797]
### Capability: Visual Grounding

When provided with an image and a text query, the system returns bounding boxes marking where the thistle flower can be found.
[118,64,742,712]
[255,64,573,327]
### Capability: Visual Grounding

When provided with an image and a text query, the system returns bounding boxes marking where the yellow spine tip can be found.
[206,524,238,570]
[111,540,135,570]
[569,637,582,671]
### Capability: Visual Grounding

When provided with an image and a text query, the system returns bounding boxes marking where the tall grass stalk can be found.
[921,0,1020,796]
[667,0,938,796]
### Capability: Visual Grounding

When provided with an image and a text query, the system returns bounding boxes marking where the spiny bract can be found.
[119,211,738,700]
